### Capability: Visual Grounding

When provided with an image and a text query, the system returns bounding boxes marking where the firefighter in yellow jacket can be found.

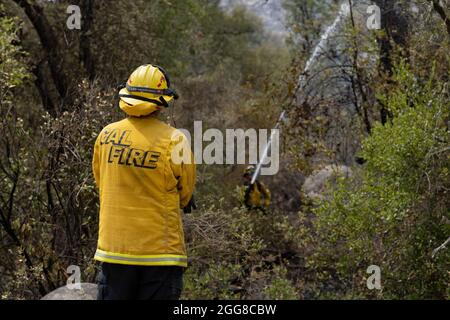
[92,64,196,300]
[241,165,271,210]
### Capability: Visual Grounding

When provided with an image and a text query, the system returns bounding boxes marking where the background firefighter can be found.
[241,165,271,211]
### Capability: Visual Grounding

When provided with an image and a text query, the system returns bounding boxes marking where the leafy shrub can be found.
[304,62,449,299]
[182,197,304,300]
[263,266,298,300]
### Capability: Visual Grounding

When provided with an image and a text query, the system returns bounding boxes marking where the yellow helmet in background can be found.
[243,165,256,177]
[119,64,179,117]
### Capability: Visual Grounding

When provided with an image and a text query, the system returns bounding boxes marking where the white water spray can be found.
[299,3,351,86]
[251,111,286,185]
[251,2,350,184]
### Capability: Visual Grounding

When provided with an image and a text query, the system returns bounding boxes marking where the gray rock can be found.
[303,165,352,199]
[41,283,98,300]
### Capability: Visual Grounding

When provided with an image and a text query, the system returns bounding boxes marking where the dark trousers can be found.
[97,263,183,300]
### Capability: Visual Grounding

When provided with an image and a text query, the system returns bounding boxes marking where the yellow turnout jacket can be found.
[92,116,196,267]
[242,181,271,209]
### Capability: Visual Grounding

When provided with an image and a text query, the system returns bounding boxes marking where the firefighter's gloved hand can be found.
[183,197,197,214]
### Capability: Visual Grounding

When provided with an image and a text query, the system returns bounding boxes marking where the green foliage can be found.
[2,0,448,301]
[182,201,304,300]
[263,266,298,300]
[306,63,449,299]
[183,263,243,300]
[0,78,121,298]
[0,8,29,92]
[0,0,292,299]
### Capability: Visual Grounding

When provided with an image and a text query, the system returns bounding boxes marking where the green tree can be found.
[307,62,449,299]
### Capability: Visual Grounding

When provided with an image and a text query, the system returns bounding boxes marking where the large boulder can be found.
[41,283,98,300]
[302,165,352,199]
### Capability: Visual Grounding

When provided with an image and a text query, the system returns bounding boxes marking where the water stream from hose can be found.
[251,2,351,184]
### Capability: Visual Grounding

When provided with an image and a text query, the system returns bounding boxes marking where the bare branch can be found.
[432,236,450,258]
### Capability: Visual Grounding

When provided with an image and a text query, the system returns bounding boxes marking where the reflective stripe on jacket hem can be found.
[94,249,188,267]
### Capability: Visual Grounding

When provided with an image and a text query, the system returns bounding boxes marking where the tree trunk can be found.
[31,62,56,114]
[430,0,450,37]
[79,0,96,80]
[373,0,410,125]
[13,0,71,112]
